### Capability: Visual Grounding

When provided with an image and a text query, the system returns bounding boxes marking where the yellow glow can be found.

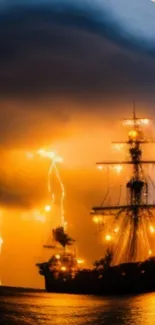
[97,165,103,170]
[128,130,138,139]
[141,118,149,125]
[149,250,152,256]
[38,149,63,163]
[55,254,60,260]
[149,225,155,234]
[123,119,150,126]
[38,148,45,156]
[77,258,84,265]
[114,227,119,233]
[123,120,134,126]
[105,234,112,241]
[114,144,124,151]
[44,205,51,212]
[92,215,103,224]
[61,266,67,272]
[114,164,123,174]
[38,149,55,159]
[92,216,99,224]
[0,236,3,246]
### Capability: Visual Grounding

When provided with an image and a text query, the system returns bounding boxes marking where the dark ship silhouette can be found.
[37,109,155,294]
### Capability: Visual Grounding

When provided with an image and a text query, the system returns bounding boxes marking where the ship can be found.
[37,108,155,295]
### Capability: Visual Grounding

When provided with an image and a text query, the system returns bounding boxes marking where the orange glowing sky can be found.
[0,98,155,288]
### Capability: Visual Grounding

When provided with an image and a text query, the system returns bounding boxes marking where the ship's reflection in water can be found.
[0,289,155,325]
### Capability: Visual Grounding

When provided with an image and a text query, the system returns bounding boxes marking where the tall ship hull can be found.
[37,108,155,295]
[38,258,155,295]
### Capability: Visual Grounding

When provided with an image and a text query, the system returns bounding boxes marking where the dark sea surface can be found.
[0,287,155,325]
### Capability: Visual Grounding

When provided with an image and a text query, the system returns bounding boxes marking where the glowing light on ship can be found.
[149,225,155,234]
[141,119,150,125]
[77,258,84,265]
[123,119,150,126]
[55,254,60,260]
[44,205,51,212]
[61,266,67,272]
[123,120,133,126]
[97,165,103,170]
[128,130,138,139]
[92,215,103,224]
[113,144,124,151]
[92,216,99,224]
[113,165,123,174]
[97,164,123,174]
[105,234,112,242]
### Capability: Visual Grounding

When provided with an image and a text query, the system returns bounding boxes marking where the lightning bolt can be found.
[52,162,65,229]
[47,156,65,228]
[36,149,65,228]
[48,160,56,206]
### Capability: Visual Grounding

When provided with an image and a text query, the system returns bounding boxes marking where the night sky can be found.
[1,0,155,288]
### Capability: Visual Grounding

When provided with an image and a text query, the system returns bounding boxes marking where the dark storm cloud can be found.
[0,3,155,99]
[0,2,155,208]
[0,178,44,208]
[0,185,29,208]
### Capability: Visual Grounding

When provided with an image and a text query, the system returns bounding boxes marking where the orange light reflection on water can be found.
[1,291,155,325]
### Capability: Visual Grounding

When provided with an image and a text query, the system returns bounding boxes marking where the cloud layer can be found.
[0,2,155,99]
[0,1,155,208]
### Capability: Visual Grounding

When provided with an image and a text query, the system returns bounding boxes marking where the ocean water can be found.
[0,288,155,325]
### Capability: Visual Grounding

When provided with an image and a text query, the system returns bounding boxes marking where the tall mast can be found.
[91,108,155,263]
[93,108,155,212]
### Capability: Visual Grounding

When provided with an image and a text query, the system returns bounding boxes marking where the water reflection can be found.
[0,289,155,325]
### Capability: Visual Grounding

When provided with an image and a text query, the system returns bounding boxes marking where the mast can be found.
[91,107,155,264]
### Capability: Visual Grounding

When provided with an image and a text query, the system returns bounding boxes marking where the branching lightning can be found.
[52,162,65,229]
[27,149,65,228]
[45,151,65,228]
